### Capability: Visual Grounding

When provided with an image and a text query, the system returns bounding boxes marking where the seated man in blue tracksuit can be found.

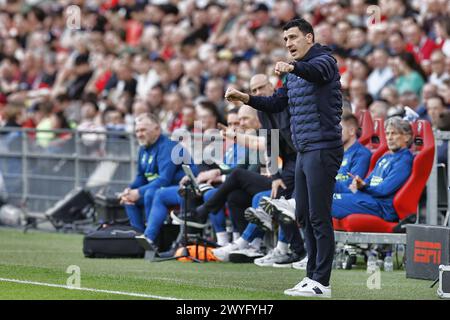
[119,113,195,238]
[332,116,414,221]
[334,113,372,193]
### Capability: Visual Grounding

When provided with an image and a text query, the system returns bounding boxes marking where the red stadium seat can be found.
[332,217,344,231]
[366,118,388,174]
[334,120,435,233]
[357,110,374,146]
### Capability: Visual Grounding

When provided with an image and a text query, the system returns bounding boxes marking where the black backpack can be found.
[83,224,145,258]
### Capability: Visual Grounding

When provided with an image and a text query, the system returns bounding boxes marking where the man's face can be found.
[422,84,437,100]
[427,97,445,126]
[283,27,313,60]
[250,77,273,96]
[81,103,96,120]
[227,113,240,131]
[349,80,367,98]
[430,52,445,75]
[196,106,217,130]
[182,107,195,128]
[238,107,260,131]
[373,50,388,69]
[341,120,356,145]
[146,88,163,108]
[205,81,223,102]
[405,25,421,45]
[135,119,160,147]
[386,126,410,152]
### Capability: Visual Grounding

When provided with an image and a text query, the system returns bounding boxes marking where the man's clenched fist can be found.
[225,87,249,103]
[274,61,294,76]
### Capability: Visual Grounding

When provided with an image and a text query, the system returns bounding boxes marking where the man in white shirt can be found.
[429,50,450,88]
[367,48,394,99]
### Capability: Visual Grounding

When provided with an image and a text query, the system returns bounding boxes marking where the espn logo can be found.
[414,241,442,264]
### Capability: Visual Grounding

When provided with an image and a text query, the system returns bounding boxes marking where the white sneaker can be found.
[283,277,311,295]
[254,248,290,267]
[261,197,296,223]
[244,207,273,231]
[211,242,240,262]
[292,255,308,270]
[284,279,331,298]
[228,247,264,263]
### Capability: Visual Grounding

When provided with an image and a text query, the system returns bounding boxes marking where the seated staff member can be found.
[334,112,372,193]
[331,116,414,222]
[120,113,195,234]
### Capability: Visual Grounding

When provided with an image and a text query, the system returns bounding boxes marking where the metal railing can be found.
[0,127,137,212]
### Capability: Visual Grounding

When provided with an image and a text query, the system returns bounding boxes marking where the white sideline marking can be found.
[0,277,180,300]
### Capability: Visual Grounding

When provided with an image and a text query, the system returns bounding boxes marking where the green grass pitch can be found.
[0,228,439,300]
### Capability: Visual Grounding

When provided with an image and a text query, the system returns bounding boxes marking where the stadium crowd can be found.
[0,0,450,272]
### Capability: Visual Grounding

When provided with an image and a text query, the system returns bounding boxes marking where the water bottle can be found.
[384,252,394,272]
[367,252,377,273]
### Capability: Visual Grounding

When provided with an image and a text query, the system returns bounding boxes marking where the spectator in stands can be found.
[331,117,414,222]
[369,100,390,120]
[399,91,420,112]
[348,27,373,59]
[205,78,227,120]
[404,22,439,64]
[367,48,394,99]
[429,50,450,88]
[391,52,426,97]
[380,86,400,108]
[416,83,439,120]
[162,91,184,134]
[180,104,196,132]
[120,113,195,244]
[46,111,73,153]
[77,100,105,155]
[434,17,450,57]
[103,107,127,154]
[387,31,407,56]
[66,54,94,100]
[35,101,56,149]
[427,95,448,129]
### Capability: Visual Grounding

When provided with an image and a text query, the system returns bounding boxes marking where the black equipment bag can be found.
[83,224,145,258]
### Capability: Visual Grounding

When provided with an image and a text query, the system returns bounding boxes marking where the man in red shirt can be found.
[404,23,439,63]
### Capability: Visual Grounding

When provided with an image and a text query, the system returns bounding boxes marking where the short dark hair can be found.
[342,113,359,129]
[227,107,240,116]
[282,18,315,42]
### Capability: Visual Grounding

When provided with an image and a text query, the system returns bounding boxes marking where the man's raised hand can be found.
[274,61,294,76]
[225,87,249,103]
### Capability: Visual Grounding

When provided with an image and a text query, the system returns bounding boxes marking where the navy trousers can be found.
[295,147,343,287]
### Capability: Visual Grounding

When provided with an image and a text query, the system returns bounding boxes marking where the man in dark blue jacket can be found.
[119,113,193,239]
[225,18,343,298]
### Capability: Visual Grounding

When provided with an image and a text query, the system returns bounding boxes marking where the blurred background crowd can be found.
[0,0,449,155]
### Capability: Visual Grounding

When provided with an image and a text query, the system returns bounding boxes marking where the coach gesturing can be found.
[225,18,343,298]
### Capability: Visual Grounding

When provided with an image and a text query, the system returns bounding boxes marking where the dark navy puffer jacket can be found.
[249,44,343,153]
